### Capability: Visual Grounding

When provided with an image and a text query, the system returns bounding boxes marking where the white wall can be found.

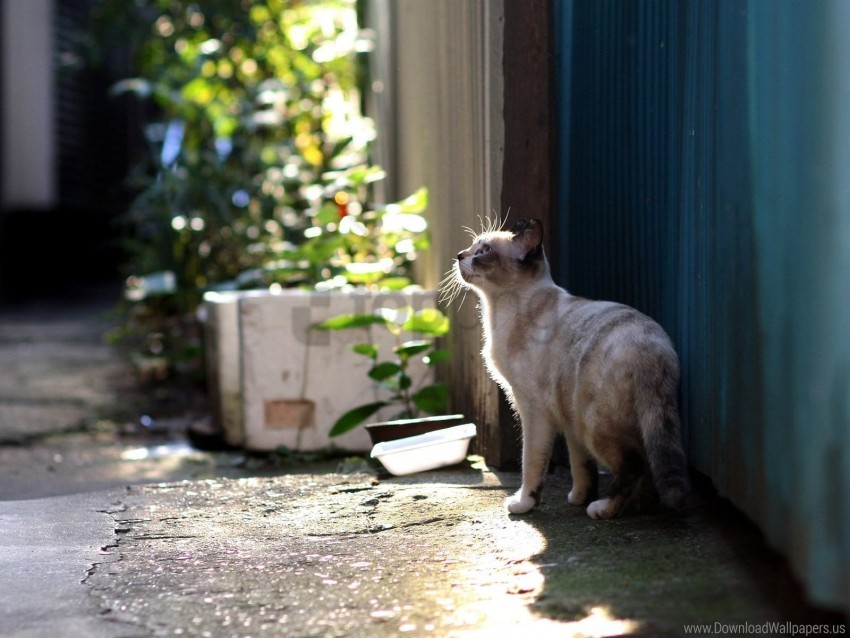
[1,0,56,208]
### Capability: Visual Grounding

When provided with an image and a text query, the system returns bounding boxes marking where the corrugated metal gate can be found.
[556,0,850,613]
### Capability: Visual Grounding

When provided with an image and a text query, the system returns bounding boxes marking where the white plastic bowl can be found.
[370,423,477,476]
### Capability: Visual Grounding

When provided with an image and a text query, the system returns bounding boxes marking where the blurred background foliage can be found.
[85,0,431,385]
[90,0,370,308]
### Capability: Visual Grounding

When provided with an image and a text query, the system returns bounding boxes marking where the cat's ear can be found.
[510,218,544,261]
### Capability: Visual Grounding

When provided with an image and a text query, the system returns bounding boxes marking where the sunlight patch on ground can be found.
[559,605,640,637]
[120,441,202,461]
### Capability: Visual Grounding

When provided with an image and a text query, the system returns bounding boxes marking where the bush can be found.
[88,1,432,389]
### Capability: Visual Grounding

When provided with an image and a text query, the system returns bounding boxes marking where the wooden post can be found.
[476,0,558,469]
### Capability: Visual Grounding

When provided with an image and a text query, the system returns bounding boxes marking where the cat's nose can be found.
[456,251,465,261]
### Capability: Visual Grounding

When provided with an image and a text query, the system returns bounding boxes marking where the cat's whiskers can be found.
[446,213,509,309]
[479,213,506,235]
[479,214,494,235]
[437,270,459,304]
[463,213,507,241]
[438,266,468,309]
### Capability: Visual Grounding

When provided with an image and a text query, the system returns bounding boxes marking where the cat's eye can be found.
[474,244,491,257]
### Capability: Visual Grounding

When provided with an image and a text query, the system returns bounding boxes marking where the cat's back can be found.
[489,285,675,369]
[561,295,679,379]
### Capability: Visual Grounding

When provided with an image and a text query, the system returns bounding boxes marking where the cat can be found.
[442,217,690,519]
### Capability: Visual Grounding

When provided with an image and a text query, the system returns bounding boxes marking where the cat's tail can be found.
[639,399,691,509]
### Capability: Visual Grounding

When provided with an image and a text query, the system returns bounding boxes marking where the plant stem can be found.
[395,332,415,417]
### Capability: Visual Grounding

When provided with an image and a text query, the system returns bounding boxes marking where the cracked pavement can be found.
[7,464,840,637]
[85,471,568,637]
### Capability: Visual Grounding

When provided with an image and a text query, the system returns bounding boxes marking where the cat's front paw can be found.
[505,490,537,515]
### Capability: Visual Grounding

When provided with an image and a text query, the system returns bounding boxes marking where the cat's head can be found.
[447,218,548,298]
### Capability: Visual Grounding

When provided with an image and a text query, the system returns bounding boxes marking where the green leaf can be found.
[344,262,388,285]
[314,314,390,331]
[398,187,428,213]
[352,343,378,359]
[346,165,387,186]
[315,202,339,225]
[369,361,401,381]
[394,340,431,359]
[402,308,450,336]
[412,384,448,414]
[328,136,354,159]
[398,374,412,391]
[329,401,387,437]
[333,164,386,188]
[379,277,412,291]
[413,235,432,251]
[182,77,215,106]
[423,348,450,366]
[299,233,345,263]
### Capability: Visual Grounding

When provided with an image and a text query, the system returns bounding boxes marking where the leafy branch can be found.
[313,307,450,437]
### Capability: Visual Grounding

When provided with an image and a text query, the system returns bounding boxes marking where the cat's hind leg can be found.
[506,407,555,515]
[564,432,598,506]
[586,451,645,520]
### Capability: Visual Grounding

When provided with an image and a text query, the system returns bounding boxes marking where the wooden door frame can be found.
[482,0,558,468]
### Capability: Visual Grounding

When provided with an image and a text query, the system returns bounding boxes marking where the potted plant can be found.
[313,306,465,444]
[89,1,441,452]
[315,305,479,475]
[201,174,434,452]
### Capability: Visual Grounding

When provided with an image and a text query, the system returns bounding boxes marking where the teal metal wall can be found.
[556,0,850,613]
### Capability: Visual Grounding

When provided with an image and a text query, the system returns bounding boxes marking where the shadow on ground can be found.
[521,469,847,636]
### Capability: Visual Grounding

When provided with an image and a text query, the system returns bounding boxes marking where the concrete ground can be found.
[0,288,845,637]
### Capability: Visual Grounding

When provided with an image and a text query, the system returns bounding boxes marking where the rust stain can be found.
[264,400,315,429]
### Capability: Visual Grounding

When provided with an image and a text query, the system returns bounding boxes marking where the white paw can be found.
[568,488,586,506]
[505,491,536,514]
[586,498,615,520]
